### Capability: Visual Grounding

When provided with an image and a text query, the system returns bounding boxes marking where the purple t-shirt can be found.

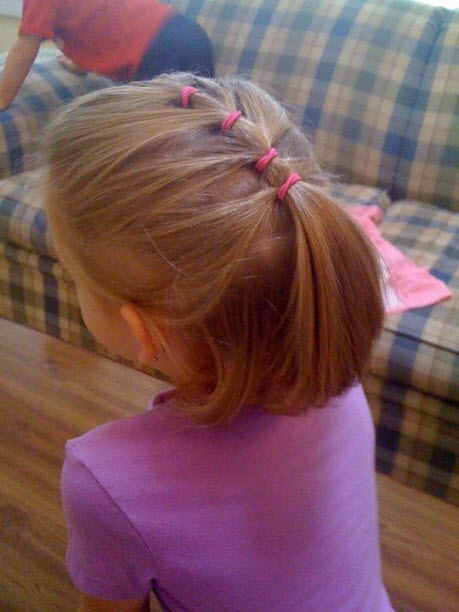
[62,383,393,611]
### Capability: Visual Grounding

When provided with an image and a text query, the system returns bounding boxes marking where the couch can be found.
[0,0,457,504]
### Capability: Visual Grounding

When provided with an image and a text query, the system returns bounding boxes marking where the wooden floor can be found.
[0,318,458,612]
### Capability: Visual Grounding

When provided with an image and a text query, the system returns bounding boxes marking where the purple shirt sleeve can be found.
[61,441,157,600]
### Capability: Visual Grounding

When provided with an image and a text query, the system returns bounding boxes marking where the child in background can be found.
[43,73,393,612]
[0,0,214,110]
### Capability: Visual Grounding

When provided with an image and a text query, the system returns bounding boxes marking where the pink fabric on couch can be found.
[349,206,451,315]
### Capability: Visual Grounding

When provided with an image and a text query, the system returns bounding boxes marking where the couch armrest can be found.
[0,49,111,179]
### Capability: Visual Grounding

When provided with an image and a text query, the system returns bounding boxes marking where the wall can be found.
[0,15,19,52]
[0,15,54,54]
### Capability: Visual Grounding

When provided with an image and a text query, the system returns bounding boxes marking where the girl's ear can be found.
[120,304,158,363]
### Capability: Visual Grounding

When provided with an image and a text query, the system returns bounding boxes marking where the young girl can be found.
[43,73,393,612]
[0,0,214,110]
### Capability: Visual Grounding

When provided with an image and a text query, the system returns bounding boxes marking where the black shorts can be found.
[135,13,215,80]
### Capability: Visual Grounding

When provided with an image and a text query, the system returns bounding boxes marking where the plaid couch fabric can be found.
[168,0,458,210]
[367,202,458,504]
[366,374,457,504]
[394,10,459,209]
[0,49,111,179]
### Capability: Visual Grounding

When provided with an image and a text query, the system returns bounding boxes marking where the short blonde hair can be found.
[44,73,384,424]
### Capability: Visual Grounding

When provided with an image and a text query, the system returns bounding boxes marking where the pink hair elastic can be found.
[181,86,197,107]
[277,173,301,200]
[221,110,242,132]
[255,147,278,172]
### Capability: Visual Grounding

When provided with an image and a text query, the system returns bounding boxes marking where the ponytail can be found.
[269,183,384,410]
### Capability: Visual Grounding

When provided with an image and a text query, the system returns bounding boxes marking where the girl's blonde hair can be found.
[44,73,384,424]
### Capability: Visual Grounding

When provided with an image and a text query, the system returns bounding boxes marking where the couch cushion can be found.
[372,201,458,404]
[0,49,111,179]
[393,9,458,210]
[168,0,458,209]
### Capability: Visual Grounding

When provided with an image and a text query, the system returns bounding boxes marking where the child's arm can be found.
[78,593,150,612]
[0,34,41,110]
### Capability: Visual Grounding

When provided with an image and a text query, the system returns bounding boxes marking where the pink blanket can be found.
[349,206,452,315]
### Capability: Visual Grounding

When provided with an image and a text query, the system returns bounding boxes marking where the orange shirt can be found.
[19,0,175,80]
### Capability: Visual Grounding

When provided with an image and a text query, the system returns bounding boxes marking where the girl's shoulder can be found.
[66,388,182,462]
[66,382,372,487]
